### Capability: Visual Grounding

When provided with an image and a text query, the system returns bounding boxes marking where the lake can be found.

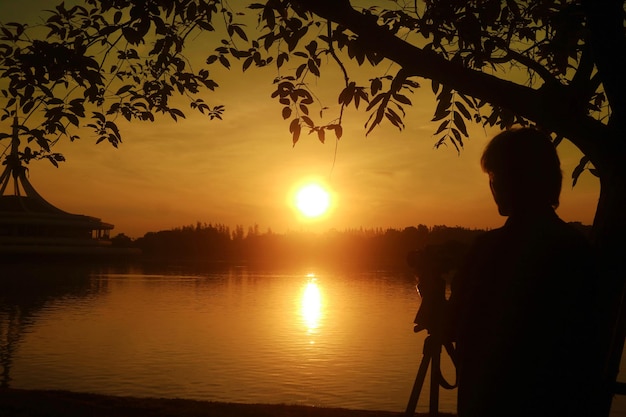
[1,261,625,415]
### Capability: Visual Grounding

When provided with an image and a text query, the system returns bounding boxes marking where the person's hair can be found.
[481,127,562,209]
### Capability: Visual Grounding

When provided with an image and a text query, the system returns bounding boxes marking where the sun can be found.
[294,183,331,218]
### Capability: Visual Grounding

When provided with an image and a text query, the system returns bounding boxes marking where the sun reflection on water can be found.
[301,275,323,334]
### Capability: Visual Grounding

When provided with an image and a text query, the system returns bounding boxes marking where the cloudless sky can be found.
[0,1,600,238]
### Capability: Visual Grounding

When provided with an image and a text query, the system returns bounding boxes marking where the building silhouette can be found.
[0,121,117,256]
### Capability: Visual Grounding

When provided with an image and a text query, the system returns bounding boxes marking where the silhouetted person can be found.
[448,128,601,417]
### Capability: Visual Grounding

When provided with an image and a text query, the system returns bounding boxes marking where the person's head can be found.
[481,127,562,216]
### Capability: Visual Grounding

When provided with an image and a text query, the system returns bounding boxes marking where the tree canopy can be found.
[2,1,626,415]
[1,1,618,180]
[0,0,623,174]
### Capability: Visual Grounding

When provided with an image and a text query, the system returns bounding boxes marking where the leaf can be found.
[431,110,450,122]
[326,124,343,140]
[277,52,288,68]
[22,100,34,114]
[366,104,386,136]
[451,128,463,148]
[338,82,355,105]
[433,96,451,121]
[431,80,440,95]
[404,79,420,89]
[386,109,402,129]
[282,106,291,119]
[231,48,250,58]
[65,113,79,126]
[218,55,230,69]
[458,93,476,108]
[233,25,248,42]
[105,121,120,136]
[47,98,64,105]
[306,40,318,57]
[572,156,590,187]
[453,111,468,136]
[242,56,254,71]
[186,2,197,21]
[307,59,320,77]
[24,84,34,101]
[393,93,411,105]
[366,92,387,112]
[296,63,306,79]
[116,85,133,95]
[289,118,301,145]
[170,108,185,121]
[357,88,369,106]
[317,127,325,143]
[367,77,380,96]
[354,89,362,109]
[197,21,214,31]
[435,120,450,135]
[455,101,471,119]
[506,0,521,18]
[108,133,119,147]
[262,5,275,30]
[301,115,314,127]
[299,91,314,105]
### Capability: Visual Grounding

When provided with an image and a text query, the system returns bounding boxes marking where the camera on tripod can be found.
[405,241,465,417]
[407,241,466,334]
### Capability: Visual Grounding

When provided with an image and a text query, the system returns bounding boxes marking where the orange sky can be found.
[1,2,600,238]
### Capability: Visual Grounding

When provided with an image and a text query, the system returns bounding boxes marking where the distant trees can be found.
[136,222,232,260]
[133,222,490,267]
[124,219,592,268]
[133,221,594,270]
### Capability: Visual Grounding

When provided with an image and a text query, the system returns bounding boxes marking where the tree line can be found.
[112,222,591,268]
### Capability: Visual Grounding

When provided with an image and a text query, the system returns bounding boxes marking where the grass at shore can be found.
[0,389,453,417]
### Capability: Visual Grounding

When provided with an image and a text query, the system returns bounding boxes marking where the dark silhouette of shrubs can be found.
[130,221,590,267]
[132,222,492,268]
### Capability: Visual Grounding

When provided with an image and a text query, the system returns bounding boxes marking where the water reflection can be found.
[6,265,441,412]
[301,276,322,333]
[0,262,105,388]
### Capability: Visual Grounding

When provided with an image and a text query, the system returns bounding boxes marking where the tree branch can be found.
[294,0,611,171]
[581,0,626,136]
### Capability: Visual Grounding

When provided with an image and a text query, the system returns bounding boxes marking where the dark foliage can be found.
[133,222,487,268]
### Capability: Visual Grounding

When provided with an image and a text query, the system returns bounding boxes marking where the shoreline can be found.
[0,388,453,417]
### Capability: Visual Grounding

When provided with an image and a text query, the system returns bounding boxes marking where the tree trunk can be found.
[592,167,626,417]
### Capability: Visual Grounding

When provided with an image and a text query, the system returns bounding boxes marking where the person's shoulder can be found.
[551,218,592,248]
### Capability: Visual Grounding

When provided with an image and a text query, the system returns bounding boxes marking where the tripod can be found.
[404,276,456,417]
[405,332,457,416]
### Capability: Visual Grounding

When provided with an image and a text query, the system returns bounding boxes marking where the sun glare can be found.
[294,183,331,218]
[302,278,322,331]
